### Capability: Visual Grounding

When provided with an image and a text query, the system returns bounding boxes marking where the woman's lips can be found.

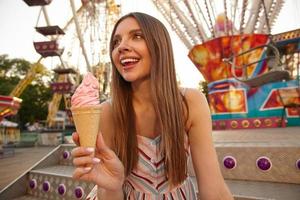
[123,61,139,70]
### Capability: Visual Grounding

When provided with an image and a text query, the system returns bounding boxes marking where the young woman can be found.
[71,12,233,200]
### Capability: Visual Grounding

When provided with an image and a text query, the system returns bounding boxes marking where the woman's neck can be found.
[131,79,159,137]
[131,79,152,105]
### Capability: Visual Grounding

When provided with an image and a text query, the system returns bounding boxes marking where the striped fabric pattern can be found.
[86,89,196,199]
[86,134,197,200]
[123,134,197,200]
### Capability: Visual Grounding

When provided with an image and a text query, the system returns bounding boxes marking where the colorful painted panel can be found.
[188,34,269,83]
[188,33,300,128]
[209,79,299,129]
[209,88,247,114]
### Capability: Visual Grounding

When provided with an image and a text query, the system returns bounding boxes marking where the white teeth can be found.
[120,58,139,65]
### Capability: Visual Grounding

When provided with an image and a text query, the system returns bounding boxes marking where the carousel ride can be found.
[152,0,300,199]
[153,0,300,129]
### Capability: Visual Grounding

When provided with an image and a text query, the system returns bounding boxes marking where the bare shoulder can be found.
[99,100,114,147]
[183,89,233,199]
[182,88,211,131]
[183,88,208,111]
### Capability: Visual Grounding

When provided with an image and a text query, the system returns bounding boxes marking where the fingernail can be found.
[93,158,101,163]
[86,148,94,153]
[84,167,91,171]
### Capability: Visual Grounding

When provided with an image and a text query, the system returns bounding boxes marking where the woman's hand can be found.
[71,132,125,191]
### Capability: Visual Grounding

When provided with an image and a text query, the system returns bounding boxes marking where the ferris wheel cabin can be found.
[33,26,65,58]
[23,0,52,6]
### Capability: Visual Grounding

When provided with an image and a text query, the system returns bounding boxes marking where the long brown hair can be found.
[109,12,188,186]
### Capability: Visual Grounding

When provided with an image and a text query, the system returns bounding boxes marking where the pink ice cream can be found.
[71,72,100,107]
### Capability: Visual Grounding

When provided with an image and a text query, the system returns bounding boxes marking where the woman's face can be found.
[111,17,151,83]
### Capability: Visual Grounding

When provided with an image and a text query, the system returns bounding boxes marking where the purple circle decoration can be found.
[256,156,272,171]
[29,179,37,189]
[42,181,51,192]
[296,159,300,170]
[57,184,66,196]
[223,156,237,169]
[63,150,70,159]
[74,186,84,199]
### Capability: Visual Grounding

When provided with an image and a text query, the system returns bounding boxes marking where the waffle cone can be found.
[71,105,101,148]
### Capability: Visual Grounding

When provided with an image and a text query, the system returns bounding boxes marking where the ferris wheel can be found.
[153,0,298,87]
[22,0,120,128]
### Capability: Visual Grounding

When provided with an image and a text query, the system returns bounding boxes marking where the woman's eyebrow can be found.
[129,29,142,34]
[114,29,142,38]
[112,34,121,40]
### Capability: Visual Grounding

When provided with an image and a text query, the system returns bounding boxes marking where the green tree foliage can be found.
[0,55,29,95]
[198,81,209,100]
[0,54,53,129]
[18,83,53,129]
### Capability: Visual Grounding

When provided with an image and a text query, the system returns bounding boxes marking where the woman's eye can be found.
[134,33,143,39]
[112,39,120,48]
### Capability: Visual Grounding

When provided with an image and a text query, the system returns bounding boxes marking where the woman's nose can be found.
[118,40,131,53]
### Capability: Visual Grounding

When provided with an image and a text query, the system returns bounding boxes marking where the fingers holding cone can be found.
[71,146,95,161]
[72,131,111,157]
[71,145,100,181]
[71,132,98,181]
[72,131,125,188]
[71,132,104,176]
[72,166,92,180]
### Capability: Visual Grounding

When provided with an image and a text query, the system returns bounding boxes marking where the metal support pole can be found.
[69,0,92,72]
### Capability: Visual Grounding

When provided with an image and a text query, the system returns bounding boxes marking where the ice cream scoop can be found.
[71,72,100,107]
[71,72,101,148]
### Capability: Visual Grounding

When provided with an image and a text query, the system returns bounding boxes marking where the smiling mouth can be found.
[120,58,140,68]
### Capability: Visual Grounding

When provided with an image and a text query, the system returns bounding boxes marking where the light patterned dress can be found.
[86,88,197,199]
[86,134,197,200]
[123,134,197,199]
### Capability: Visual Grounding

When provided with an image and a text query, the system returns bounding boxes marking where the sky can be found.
[0,0,299,88]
